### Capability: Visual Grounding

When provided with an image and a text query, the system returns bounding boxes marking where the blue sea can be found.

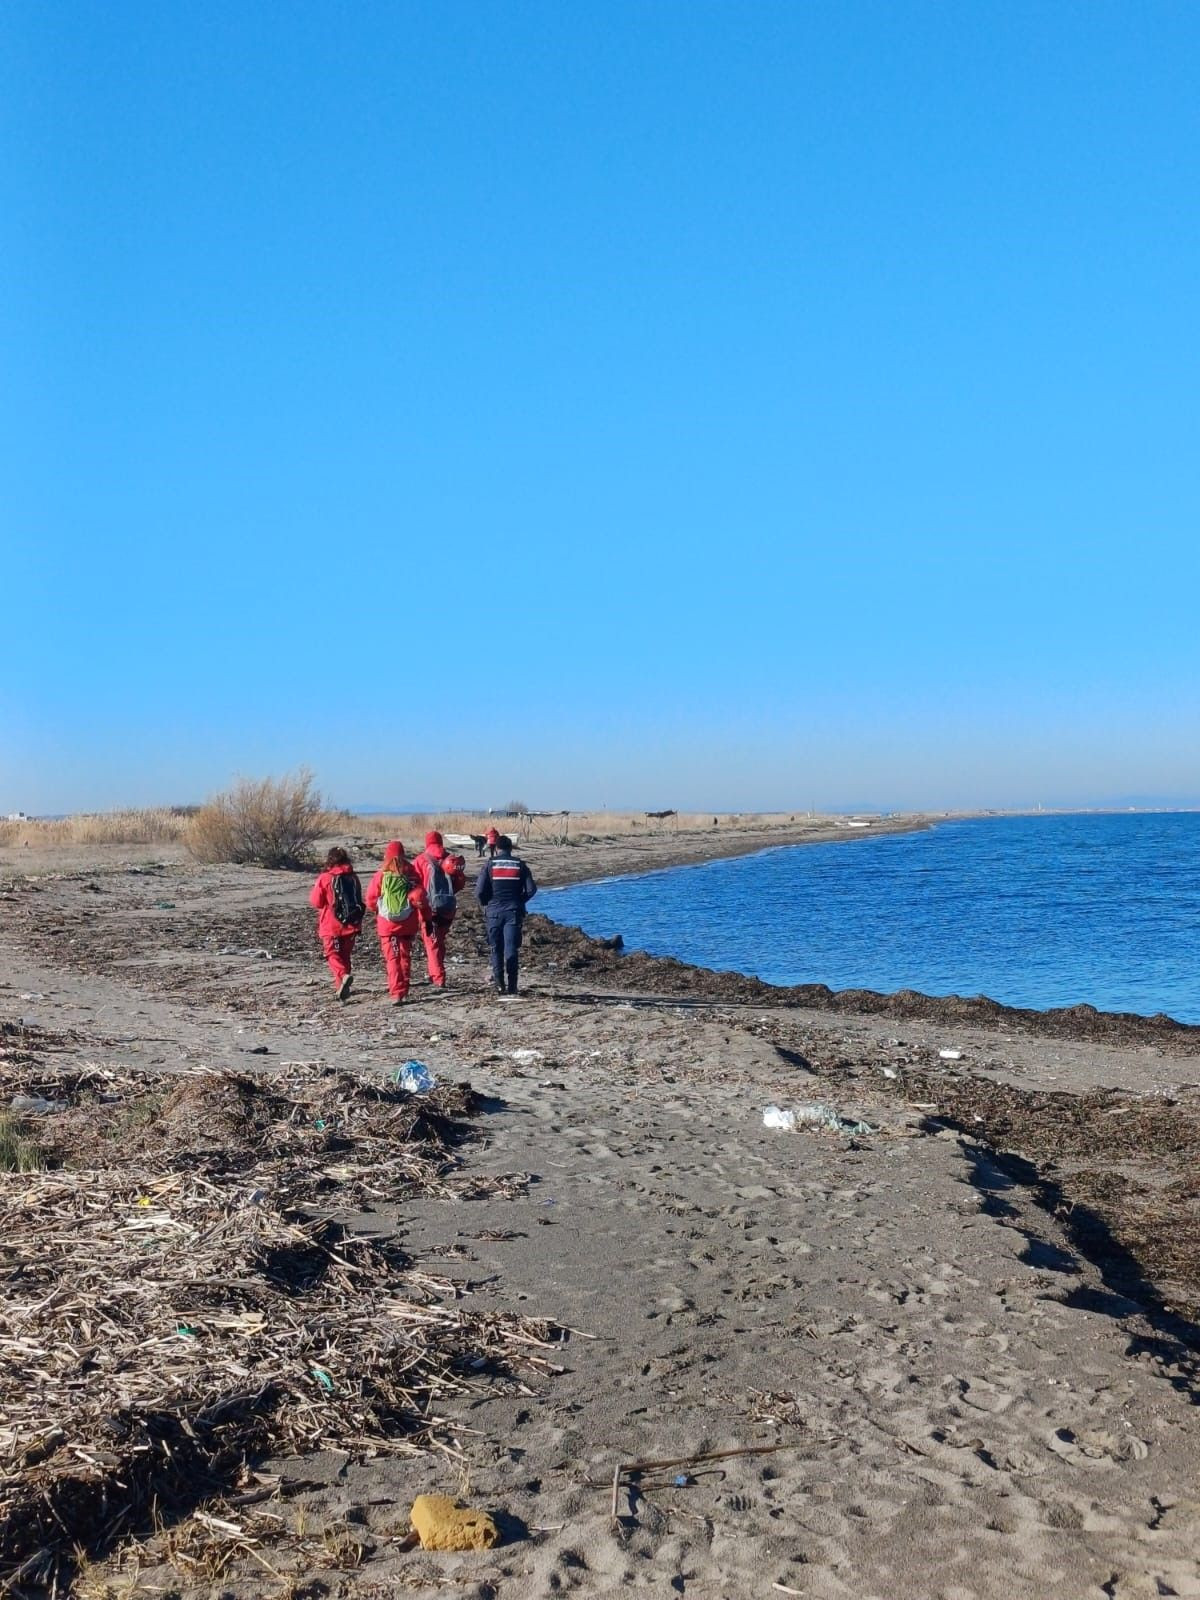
[541,813,1200,1024]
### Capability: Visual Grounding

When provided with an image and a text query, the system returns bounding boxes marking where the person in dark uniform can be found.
[475,835,537,996]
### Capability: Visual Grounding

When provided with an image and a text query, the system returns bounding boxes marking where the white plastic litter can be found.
[510,1049,544,1065]
[881,1066,898,1079]
[938,1049,963,1061]
[10,1094,67,1115]
[394,1061,437,1093]
[764,1102,875,1136]
[795,1102,847,1131]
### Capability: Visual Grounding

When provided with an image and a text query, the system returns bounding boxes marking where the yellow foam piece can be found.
[410,1493,499,1552]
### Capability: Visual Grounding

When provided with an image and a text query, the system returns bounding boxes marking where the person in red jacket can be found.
[411,830,467,989]
[308,847,364,1000]
[365,841,426,1004]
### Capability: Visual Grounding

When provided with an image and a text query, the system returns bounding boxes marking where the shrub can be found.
[188,771,332,868]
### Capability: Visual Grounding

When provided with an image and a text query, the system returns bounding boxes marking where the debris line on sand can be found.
[0,1060,561,1591]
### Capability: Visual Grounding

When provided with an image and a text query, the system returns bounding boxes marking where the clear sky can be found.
[3,1,1198,815]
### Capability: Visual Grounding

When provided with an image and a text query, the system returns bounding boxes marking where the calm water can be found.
[542,814,1200,1023]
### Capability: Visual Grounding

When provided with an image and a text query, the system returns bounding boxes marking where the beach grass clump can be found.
[0,1115,44,1172]
[188,770,332,869]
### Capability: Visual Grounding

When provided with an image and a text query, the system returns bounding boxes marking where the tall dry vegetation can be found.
[362,808,812,844]
[0,809,192,849]
[188,771,333,868]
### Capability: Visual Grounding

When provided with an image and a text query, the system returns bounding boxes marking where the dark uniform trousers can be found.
[486,905,524,993]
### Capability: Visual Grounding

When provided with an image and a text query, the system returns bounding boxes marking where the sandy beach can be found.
[3,822,1200,1598]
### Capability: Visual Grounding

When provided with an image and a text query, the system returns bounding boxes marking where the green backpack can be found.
[378,867,411,920]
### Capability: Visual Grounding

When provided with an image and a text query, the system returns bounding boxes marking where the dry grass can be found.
[356,808,821,846]
[188,771,332,868]
[0,1115,43,1173]
[0,809,192,849]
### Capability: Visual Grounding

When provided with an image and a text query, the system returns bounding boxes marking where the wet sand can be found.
[2,829,1199,1598]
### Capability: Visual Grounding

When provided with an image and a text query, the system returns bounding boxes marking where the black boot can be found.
[506,958,519,996]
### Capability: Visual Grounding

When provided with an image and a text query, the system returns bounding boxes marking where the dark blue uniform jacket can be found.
[476,854,537,911]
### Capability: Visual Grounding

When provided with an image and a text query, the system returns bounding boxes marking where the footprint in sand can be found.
[957,1376,1014,1413]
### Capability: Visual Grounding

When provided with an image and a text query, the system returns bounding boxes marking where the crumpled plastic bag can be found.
[410,1493,499,1551]
[763,1102,875,1136]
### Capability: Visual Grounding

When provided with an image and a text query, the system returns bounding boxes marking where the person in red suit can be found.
[411,830,467,989]
[308,847,364,1000]
[365,840,426,1005]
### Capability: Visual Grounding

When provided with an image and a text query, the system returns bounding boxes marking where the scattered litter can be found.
[510,1049,544,1065]
[539,1080,567,1090]
[673,1473,690,1487]
[153,901,175,910]
[239,1045,270,1055]
[17,994,44,1002]
[938,1049,963,1061]
[410,1493,499,1552]
[763,1103,875,1136]
[881,1066,898,1079]
[394,1060,437,1094]
[9,1094,67,1115]
[217,945,272,959]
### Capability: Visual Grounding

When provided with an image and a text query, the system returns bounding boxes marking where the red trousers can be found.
[420,915,453,986]
[380,930,415,999]
[321,933,356,986]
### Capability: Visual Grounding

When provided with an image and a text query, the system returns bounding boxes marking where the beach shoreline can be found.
[4,832,1200,1595]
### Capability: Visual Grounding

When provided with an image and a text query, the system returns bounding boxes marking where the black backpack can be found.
[332,871,365,928]
[425,858,457,916]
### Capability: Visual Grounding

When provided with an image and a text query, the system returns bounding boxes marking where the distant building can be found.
[6,812,30,822]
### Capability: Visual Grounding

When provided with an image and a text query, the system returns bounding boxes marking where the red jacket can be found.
[365,859,424,937]
[412,846,467,921]
[309,864,362,939]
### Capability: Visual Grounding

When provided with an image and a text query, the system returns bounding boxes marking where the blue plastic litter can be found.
[392,1061,436,1093]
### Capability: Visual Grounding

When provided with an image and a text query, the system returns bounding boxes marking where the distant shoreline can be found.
[528,812,953,892]
[534,812,947,889]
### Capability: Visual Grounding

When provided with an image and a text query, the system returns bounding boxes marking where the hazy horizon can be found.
[10,789,1200,823]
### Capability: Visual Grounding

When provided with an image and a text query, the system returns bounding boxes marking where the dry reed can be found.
[355,808,821,846]
[0,810,192,850]
[0,1060,560,1592]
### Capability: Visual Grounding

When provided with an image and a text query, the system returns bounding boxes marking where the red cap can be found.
[383,840,406,863]
[425,830,443,849]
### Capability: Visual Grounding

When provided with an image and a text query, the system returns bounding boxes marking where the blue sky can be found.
[3,1,1198,814]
